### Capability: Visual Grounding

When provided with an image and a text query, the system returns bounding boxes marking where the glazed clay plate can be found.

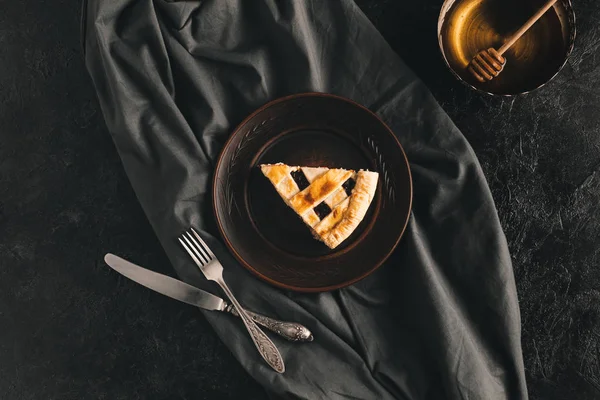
[213,93,412,292]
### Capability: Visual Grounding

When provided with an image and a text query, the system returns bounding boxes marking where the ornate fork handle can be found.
[179,228,284,373]
[214,275,285,373]
[225,303,313,342]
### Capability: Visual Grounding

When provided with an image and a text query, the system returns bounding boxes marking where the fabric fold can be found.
[83,0,528,398]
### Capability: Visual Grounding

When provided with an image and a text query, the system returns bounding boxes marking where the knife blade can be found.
[104,253,313,342]
[105,253,225,311]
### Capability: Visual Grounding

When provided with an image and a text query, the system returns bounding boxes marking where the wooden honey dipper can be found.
[467,0,558,83]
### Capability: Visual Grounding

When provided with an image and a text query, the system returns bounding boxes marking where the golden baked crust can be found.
[260,163,378,249]
[320,171,378,248]
[289,169,353,215]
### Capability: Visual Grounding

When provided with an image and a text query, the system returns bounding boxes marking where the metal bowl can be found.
[438,0,576,96]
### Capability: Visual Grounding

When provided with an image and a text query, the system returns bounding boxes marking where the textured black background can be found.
[1,0,599,399]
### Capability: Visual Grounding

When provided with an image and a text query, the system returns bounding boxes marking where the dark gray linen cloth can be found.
[83,0,528,398]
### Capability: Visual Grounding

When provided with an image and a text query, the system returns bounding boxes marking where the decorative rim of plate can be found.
[212,92,413,292]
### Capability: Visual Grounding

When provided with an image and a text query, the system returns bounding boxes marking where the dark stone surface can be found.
[1,0,599,399]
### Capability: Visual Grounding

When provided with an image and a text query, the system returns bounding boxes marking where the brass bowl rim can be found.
[437,0,577,97]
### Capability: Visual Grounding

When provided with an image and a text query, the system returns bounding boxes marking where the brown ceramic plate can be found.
[213,93,412,292]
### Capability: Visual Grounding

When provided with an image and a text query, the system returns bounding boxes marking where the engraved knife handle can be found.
[215,276,285,373]
[225,303,314,342]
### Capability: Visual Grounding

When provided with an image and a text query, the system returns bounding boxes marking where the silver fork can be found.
[179,228,285,373]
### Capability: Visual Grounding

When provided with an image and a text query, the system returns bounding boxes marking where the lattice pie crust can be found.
[260,163,378,249]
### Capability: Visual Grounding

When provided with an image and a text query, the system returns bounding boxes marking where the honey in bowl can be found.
[438,0,575,95]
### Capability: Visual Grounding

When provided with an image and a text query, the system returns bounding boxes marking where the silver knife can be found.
[104,253,313,342]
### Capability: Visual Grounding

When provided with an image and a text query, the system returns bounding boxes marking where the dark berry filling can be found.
[314,202,332,220]
[342,178,356,196]
[291,170,310,190]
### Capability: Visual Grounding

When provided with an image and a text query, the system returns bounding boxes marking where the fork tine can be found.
[182,233,210,264]
[184,231,212,264]
[190,228,216,259]
[178,237,206,267]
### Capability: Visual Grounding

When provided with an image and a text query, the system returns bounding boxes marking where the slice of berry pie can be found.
[260,163,378,249]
